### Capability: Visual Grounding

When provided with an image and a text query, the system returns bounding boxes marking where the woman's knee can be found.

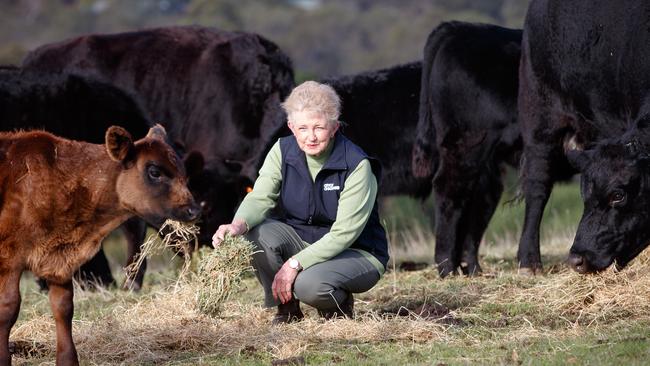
[293,274,337,309]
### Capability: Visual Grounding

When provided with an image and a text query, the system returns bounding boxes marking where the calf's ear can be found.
[566,149,590,172]
[105,126,135,162]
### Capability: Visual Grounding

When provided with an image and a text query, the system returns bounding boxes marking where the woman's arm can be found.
[212,141,282,247]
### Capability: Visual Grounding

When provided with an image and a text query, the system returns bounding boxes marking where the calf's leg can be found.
[47,280,78,366]
[0,270,21,366]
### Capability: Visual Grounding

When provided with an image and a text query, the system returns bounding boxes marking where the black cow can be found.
[23,26,294,287]
[23,25,295,244]
[323,62,432,199]
[519,0,650,273]
[412,22,522,277]
[0,66,156,287]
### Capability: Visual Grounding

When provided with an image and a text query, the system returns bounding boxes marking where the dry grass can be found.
[10,281,450,365]
[195,236,257,317]
[501,250,650,326]
[9,226,650,365]
[124,219,200,285]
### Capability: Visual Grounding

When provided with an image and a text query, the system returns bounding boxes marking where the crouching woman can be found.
[212,81,388,324]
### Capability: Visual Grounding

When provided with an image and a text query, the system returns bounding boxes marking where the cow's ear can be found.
[146,123,168,141]
[105,126,135,162]
[566,149,590,172]
[184,151,205,179]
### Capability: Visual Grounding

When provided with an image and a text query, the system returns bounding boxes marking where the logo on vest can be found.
[323,183,341,191]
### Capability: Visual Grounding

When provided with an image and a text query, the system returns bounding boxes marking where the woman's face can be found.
[288,110,339,157]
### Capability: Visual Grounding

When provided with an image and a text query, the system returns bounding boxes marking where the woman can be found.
[212,81,388,324]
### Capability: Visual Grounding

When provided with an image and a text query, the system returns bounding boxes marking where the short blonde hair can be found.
[281,81,341,123]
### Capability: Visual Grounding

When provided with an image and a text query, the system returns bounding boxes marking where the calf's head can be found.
[567,138,650,273]
[107,125,200,226]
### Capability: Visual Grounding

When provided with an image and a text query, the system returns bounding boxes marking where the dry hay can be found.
[194,235,257,317]
[124,219,200,285]
[10,282,449,365]
[485,249,650,326]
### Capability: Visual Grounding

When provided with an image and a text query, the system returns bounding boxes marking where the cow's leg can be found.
[432,159,474,277]
[122,217,147,291]
[0,270,21,366]
[47,280,78,366]
[459,168,504,276]
[516,43,561,275]
[76,248,115,288]
[518,145,556,274]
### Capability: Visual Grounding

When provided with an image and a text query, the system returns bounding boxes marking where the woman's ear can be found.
[331,120,340,137]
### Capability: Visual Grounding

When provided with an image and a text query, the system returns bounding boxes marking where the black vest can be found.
[277,133,389,268]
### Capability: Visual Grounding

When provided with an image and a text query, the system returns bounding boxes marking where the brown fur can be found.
[0,126,199,366]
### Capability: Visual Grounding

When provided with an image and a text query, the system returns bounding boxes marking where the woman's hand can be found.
[272,261,299,304]
[211,218,248,248]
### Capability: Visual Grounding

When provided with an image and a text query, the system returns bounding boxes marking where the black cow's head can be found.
[184,151,253,245]
[566,134,650,273]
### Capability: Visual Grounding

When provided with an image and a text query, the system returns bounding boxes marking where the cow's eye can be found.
[609,190,626,206]
[148,165,162,180]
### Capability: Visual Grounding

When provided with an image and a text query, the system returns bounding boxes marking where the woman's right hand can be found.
[211,218,248,248]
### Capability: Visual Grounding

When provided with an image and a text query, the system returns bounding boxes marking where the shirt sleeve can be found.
[233,141,282,229]
[293,159,378,269]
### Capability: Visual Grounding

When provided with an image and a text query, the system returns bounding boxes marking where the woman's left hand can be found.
[272,261,299,304]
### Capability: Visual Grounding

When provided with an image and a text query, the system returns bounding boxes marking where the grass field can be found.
[9,181,650,365]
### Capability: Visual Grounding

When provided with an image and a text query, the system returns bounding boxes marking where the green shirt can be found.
[234,139,385,275]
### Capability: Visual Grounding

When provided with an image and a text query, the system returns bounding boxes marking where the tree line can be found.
[0,0,531,78]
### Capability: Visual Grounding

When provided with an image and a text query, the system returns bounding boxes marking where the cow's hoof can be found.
[518,266,542,276]
[123,279,142,292]
[460,262,482,276]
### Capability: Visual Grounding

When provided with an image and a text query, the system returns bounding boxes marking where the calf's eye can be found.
[148,165,162,180]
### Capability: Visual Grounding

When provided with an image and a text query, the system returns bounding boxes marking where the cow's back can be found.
[23,26,295,176]
[524,0,650,128]
[425,22,521,133]
[323,62,431,197]
[0,67,151,143]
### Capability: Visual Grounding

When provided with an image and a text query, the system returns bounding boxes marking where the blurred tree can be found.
[0,0,531,77]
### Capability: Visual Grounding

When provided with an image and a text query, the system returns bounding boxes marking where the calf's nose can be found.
[186,204,201,221]
[567,253,588,273]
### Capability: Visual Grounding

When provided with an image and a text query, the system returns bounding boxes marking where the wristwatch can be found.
[288,257,302,271]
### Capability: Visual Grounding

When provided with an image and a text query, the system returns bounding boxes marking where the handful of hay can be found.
[125,219,200,286]
[194,235,257,317]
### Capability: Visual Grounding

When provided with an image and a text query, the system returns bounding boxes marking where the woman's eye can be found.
[609,190,626,206]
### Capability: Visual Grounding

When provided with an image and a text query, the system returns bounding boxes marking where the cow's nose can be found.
[567,253,588,273]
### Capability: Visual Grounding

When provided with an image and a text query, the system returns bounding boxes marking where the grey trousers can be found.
[246,219,381,310]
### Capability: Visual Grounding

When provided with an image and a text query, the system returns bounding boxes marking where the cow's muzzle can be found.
[567,253,592,274]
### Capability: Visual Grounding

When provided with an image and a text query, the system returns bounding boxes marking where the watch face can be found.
[289,259,299,269]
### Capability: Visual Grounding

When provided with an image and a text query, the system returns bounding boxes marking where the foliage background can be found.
[1,0,531,78]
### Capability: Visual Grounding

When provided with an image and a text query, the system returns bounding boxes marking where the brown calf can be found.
[0,125,200,366]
